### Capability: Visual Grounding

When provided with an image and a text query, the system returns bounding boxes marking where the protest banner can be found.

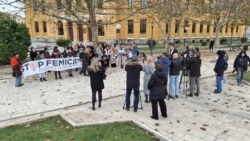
[22,57,82,77]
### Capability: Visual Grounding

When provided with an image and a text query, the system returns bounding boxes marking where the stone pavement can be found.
[0,50,250,141]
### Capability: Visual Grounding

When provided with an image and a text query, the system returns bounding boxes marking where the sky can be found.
[0,0,24,16]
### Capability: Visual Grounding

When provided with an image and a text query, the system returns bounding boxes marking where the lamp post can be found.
[230,27,233,51]
[115,24,122,68]
[184,27,188,47]
[150,22,154,56]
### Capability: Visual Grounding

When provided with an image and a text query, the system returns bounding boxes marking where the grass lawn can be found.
[244,71,250,82]
[0,116,159,141]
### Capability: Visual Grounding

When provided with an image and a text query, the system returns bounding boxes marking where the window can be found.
[57,0,62,9]
[140,19,146,34]
[192,22,196,33]
[236,25,239,33]
[98,20,104,36]
[184,20,188,33]
[66,0,72,9]
[141,0,147,7]
[58,21,64,35]
[165,22,169,33]
[175,20,179,33]
[128,0,134,7]
[200,22,203,33]
[34,21,39,33]
[43,21,47,33]
[213,22,216,33]
[128,20,134,34]
[207,24,210,33]
[97,0,103,8]
[220,26,223,33]
[225,24,228,33]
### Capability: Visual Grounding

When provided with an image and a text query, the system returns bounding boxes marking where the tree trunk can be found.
[90,26,98,48]
[215,24,221,48]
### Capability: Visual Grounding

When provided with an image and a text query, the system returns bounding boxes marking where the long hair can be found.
[147,56,155,69]
[88,57,102,72]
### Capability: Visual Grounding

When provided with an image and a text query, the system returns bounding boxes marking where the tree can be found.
[56,38,71,48]
[3,0,144,48]
[0,13,31,64]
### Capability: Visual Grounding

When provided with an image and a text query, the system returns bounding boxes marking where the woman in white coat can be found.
[117,45,126,68]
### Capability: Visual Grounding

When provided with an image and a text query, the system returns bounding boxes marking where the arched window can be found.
[58,21,64,35]
[98,20,104,36]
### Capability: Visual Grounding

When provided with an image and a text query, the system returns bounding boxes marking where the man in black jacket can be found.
[30,47,37,61]
[125,56,143,112]
[187,49,202,97]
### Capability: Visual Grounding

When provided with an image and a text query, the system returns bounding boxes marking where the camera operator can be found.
[180,47,191,88]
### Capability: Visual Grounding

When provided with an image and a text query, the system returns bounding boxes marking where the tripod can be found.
[179,69,189,98]
[123,94,143,110]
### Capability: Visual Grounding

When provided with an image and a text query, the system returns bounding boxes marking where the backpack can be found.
[223,62,228,71]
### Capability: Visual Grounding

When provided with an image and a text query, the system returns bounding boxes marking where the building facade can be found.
[25,0,245,47]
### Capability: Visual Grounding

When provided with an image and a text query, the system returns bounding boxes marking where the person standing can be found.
[169,53,183,99]
[87,57,105,110]
[64,47,74,77]
[36,51,47,82]
[214,50,226,93]
[10,52,23,87]
[117,45,126,68]
[169,44,178,60]
[110,45,117,67]
[125,56,143,112]
[44,47,50,59]
[186,49,202,97]
[96,44,104,61]
[148,64,168,120]
[233,50,250,85]
[30,47,37,61]
[51,46,62,80]
[131,42,139,57]
[142,56,155,103]
[82,47,91,76]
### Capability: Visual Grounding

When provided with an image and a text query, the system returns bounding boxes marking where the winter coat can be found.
[169,58,183,75]
[233,51,250,71]
[51,51,61,58]
[10,56,22,77]
[30,51,37,60]
[88,68,105,91]
[143,64,155,95]
[187,57,202,77]
[125,61,143,87]
[148,70,167,100]
[82,52,90,69]
[155,56,170,75]
[214,50,226,76]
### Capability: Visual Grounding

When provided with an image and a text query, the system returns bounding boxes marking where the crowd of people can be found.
[10,42,250,120]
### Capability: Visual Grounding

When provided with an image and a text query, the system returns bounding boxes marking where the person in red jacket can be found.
[10,52,23,87]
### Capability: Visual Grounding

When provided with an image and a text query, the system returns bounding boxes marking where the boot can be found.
[43,77,47,81]
[145,95,148,103]
[40,78,43,82]
[99,101,101,108]
[92,102,95,110]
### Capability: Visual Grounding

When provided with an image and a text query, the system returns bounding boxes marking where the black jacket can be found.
[125,61,143,87]
[169,48,178,60]
[88,68,104,91]
[148,70,167,100]
[30,51,37,60]
[214,50,226,76]
[82,52,90,69]
[169,58,182,75]
[233,51,250,71]
[187,57,202,77]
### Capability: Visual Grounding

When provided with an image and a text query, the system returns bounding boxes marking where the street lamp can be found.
[230,27,234,51]
[150,22,154,56]
[184,27,188,47]
[115,24,122,68]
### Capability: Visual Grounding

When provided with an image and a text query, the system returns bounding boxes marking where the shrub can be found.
[243,45,249,51]
[147,39,157,48]
[220,38,227,44]
[201,41,207,46]
[56,38,71,47]
[241,37,247,43]
[0,13,31,64]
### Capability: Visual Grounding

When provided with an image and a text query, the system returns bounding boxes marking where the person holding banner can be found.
[36,51,48,82]
[87,57,105,110]
[65,47,74,77]
[51,46,62,80]
[10,52,23,87]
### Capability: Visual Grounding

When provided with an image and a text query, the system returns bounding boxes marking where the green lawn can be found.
[0,116,158,141]
[244,71,250,82]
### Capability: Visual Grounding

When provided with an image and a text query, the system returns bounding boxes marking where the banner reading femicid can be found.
[22,57,82,77]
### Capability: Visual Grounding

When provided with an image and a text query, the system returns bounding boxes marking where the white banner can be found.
[22,57,82,77]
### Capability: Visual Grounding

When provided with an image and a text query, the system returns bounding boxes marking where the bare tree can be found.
[2,0,144,47]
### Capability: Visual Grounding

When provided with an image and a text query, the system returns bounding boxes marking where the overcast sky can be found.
[0,0,24,16]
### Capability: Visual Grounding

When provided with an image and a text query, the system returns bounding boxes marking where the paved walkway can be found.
[0,50,249,141]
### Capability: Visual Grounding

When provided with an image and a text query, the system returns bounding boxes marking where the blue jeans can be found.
[169,75,179,97]
[216,76,222,92]
[126,85,140,110]
[15,75,22,87]
[237,67,245,84]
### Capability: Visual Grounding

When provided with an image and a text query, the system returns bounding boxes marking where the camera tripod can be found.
[179,69,189,98]
[123,94,143,110]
